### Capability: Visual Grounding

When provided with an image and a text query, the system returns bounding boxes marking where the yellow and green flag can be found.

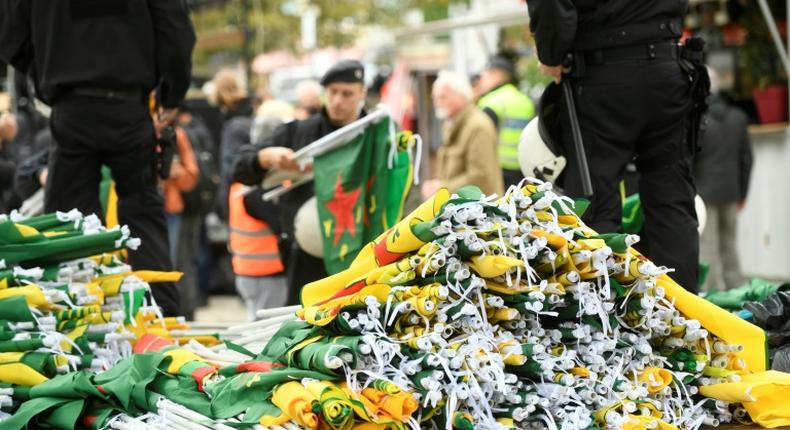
[313,120,414,275]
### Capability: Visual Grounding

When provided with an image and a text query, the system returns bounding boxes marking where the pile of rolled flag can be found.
[264,180,763,430]
[0,210,190,425]
[2,179,787,430]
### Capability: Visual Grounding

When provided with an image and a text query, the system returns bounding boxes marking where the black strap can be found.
[580,42,680,66]
[573,18,683,52]
[68,87,147,103]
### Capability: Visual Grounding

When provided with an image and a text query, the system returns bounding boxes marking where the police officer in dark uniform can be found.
[233,59,368,305]
[527,1,702,292]
[1,0,196,314]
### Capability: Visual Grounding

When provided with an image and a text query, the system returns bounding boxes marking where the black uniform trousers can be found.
[561,60,699,292]
[45,96,181,315]
[284,241,327,306]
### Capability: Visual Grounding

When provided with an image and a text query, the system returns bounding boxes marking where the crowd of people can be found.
[0,0,756,322]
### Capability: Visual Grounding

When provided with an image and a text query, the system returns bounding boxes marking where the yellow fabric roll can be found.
[163,348,205,374]
[529,229,568,250]
[270,381,322,430]
[699,370,790,428]
[469,255,523,278]
[638,368,672,394]
[301,284,391,326]
[625,415,678,430]
[95,270,183,284]
[360,388,418,422]
[98,278,123,297]
[305,380,355,430]
[0,361,49,386]
[657,275,766,372]
[0,352,25,364]
[0,284,49,309]
[301,189,450,308]
[105,181,119,228]
[61,325,89,352]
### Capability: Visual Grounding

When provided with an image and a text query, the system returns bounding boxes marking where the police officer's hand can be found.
[258,146,306,172]
[154,108,179,138]
[539,63,563,84]
[38,168,48,186]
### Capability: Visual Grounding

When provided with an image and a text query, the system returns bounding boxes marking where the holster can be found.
[157,126,176,179]
[679,36,711,154]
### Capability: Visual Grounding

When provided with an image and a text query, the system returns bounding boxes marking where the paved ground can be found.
[193,294,247,324]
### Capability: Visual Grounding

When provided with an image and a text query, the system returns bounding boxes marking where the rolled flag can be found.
[301,188,450,308]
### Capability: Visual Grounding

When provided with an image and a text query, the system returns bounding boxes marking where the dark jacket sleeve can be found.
[0,158,15,191]
[13,149,48,200]
[527,0,578,66]
[738,113,753,201]
[147,0,196,108]
[231,120,296,185]
[220,117,252,186]
[0,0,32,73]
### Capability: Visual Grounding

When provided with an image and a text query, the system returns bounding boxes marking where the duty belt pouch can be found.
[679,37,711,154]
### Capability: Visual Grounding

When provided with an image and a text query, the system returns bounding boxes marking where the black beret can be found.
[486,55,516,77]
[320,59,365,86]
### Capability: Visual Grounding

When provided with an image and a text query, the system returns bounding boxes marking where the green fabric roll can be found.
[0,296,37,323]
[204,367,334,420]
[289,339,352,374]
[257,320,321,363]
[704,278,790,310]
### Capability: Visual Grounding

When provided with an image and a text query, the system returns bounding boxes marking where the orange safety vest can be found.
[228,182,284,277]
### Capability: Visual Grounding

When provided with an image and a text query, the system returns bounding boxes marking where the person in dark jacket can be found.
[527,0,701,292]
[211,68,255,221]
[695,69,753,291]
[1,0,196,316]
[14,127,53,201]
[232,59,368,305]
[0,113,18,195]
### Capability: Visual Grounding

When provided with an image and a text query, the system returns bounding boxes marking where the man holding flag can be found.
[232,60,369,305]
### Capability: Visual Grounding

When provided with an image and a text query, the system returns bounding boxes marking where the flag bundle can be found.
[0,210,199,426]
[279,179,774,430]
[2,180,790,429]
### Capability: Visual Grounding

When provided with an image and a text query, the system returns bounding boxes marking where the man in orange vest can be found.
[228,182,285,320]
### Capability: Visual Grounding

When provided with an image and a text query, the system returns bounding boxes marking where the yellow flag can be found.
[700,370,790,428]
[269,381,321,430]
[0,361,49,386]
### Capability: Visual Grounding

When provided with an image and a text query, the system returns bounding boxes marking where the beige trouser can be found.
[700,203,743,291]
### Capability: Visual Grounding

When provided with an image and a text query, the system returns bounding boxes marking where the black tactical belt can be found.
[69,87,148,103]
[580,42,680,66]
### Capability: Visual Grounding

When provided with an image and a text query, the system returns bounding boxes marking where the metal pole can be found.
[240,0,253,92]
[561,79,594,197]
[756,0,790,74]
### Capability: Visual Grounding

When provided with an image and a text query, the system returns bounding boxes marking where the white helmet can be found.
[294,197,324,258]
[518,117,567,183]
[695,194,707,236]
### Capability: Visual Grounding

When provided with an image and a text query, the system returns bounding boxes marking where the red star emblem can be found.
[325,176,362,245]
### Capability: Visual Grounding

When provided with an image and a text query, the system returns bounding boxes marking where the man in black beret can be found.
[231,59,368,305]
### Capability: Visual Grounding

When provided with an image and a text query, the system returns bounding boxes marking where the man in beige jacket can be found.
[422,71,504,198]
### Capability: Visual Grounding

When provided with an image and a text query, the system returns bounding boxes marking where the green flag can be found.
[313,119,413,274]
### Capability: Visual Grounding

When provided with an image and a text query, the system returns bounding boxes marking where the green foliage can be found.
[736,2,786,94]
[191,0,456,55]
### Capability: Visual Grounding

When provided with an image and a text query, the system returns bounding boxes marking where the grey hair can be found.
[434,70,474,101]
[296,79,323,99]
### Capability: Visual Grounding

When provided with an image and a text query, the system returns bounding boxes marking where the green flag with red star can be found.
[313,117,414,274]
